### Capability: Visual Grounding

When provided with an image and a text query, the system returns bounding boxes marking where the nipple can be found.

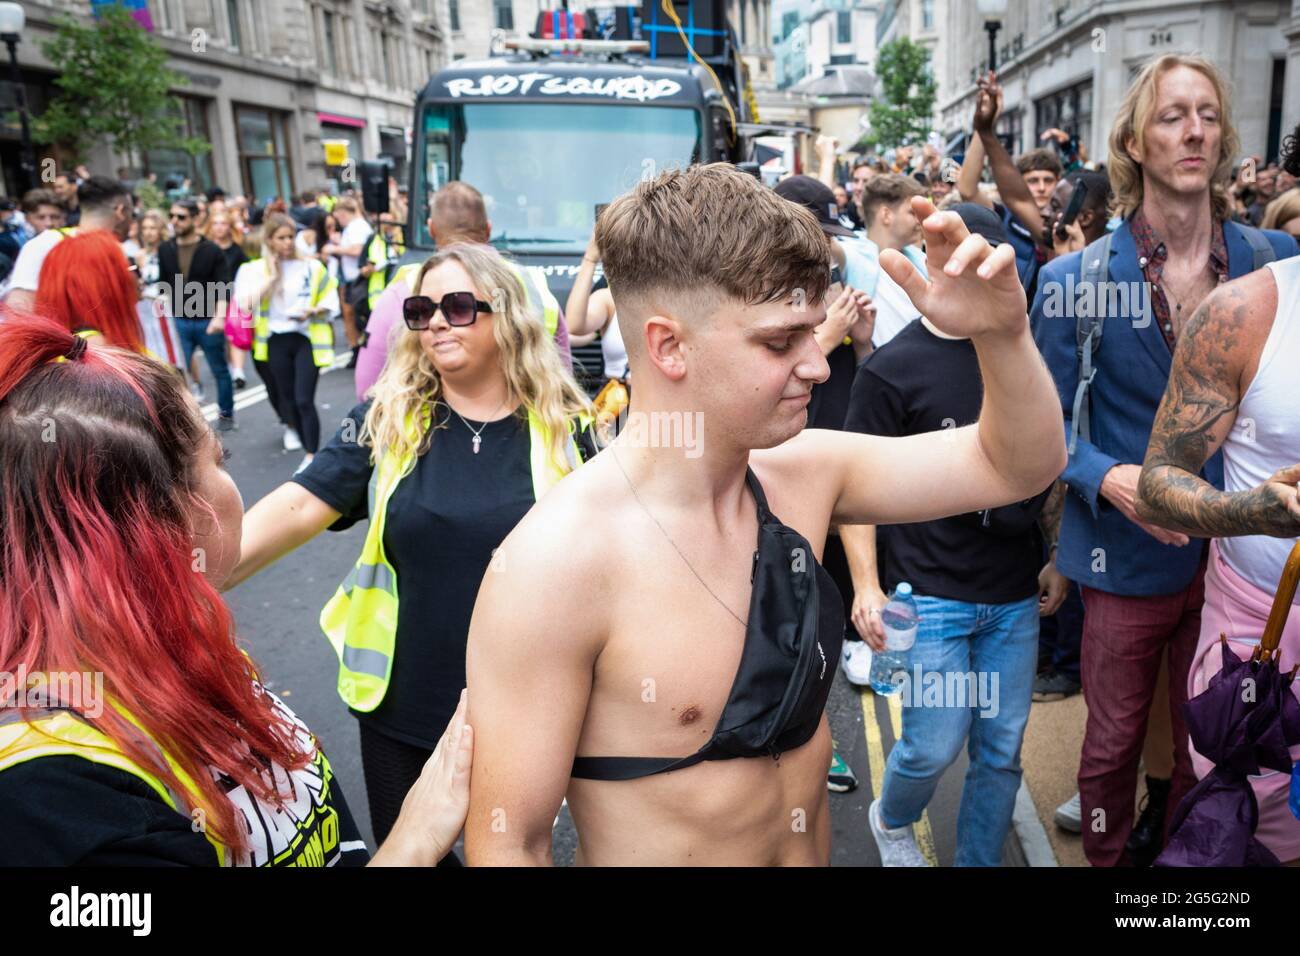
[678,705,702,726]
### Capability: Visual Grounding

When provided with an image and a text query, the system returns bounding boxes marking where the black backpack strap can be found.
[570,752,705,781]
[1070,232,1112,455]
[1235,223,1277,271]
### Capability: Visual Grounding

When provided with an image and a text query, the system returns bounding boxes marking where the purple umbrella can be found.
[1157,540,1300,867]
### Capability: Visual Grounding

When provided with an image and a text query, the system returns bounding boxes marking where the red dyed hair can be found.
[0,316,306,852]
[36,230,145,352]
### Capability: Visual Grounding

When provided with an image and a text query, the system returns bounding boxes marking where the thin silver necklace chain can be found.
[609,444,749,628]
[447,397,507,453]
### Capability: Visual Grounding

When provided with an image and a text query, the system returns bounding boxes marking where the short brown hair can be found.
[1016,148,1063,178]
[1108,54,1238,220]
[21,188,62,214]
[595,163,829,318]
[429,181,489,243]
[860,173,925,227]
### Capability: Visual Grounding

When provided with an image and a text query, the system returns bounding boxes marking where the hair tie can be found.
[64,335,88,361]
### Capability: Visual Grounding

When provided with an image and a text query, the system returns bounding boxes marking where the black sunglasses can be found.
[403,292,493,330]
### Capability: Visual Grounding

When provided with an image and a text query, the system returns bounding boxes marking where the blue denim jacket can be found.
[1031,220,1297,596]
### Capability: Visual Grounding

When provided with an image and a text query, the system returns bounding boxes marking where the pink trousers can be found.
[1189,540,1300,862]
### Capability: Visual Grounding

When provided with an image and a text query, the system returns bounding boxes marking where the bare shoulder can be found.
[1178,268,1277,383]
[752,428,874,481]
[750,429,871,527]
[470,453,621,650]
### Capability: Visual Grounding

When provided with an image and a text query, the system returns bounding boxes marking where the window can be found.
[1035,78,1092,153]
[417,102,701,250]
[226,0,242,51]
[450,0,461,32]
[836,11,851,44]
[235,105,294,202]
[381,34,393,87]
[150,0,171,33]
[921,0,934,31]
[494,0,513,31]
[996,107,1023,157]
[144,97,216,194]
[321,10,338,74]
[781,10,799,40]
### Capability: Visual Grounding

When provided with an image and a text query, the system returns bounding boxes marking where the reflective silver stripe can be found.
[353,561,394,592]
[341,645,388,679]
[367,461,382,521]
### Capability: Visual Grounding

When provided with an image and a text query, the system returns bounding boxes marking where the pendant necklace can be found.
[449,397,506,454]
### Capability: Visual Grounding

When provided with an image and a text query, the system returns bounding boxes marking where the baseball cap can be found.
[950,202,1009,248]
[773,175,855,237]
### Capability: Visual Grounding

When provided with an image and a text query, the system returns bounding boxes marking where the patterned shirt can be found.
[1129,208,1229,352]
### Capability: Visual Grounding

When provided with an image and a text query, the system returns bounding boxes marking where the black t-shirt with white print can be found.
[0,690,369,867]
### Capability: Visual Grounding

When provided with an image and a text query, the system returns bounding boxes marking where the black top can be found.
[294,400,536,748]
[217,240,248,278]
[157,236,233,322]
[844,320,1047,604]
[570,467,845,781]
[807,342,858,431]
[0,693,369,867]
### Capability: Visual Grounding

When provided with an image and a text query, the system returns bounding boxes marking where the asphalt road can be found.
[205,354,1018,866]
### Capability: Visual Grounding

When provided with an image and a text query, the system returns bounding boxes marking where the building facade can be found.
[931,0,1299,166]
[0,0,449,200]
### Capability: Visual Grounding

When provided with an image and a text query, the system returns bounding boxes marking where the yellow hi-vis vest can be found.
[319,403,592,712]
[518,265,559,338]
[0,704,225,865]
[250,257,338,367]
[364,232,404,310]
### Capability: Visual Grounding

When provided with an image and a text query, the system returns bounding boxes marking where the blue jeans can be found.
[176,318,233,418]
[879,593,1038,866]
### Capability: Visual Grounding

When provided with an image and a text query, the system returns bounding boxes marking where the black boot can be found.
[1125,775,1172,866]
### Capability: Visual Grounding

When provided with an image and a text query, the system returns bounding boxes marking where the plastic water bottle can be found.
[869,583,918,695]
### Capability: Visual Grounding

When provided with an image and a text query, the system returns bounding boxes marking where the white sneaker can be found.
[1054,792,1082,833]
[869,799,928,867]
[841,639,874,687]
[283,428,303,452]
[189,380,205,402]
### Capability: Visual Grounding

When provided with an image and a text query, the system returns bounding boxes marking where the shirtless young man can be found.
[464,163,1067,865]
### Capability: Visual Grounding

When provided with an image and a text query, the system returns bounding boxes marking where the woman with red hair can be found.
[35,229,146,352]
[0,315,472,866]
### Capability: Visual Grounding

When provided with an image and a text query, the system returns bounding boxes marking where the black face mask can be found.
[571,468,845,781]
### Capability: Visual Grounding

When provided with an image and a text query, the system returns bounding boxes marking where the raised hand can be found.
[880,196,1027,340]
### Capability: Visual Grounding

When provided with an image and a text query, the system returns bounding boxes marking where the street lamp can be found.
[0,2,35,194]
[977,0,1008,75]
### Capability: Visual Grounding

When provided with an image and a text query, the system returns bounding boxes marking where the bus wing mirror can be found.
[360,159,391,215]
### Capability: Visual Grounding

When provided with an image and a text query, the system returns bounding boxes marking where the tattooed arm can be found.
[1136,273,1300,538]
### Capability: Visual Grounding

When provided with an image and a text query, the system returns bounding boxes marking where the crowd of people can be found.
[2,51,1300,869]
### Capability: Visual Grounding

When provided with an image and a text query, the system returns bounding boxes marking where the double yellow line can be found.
[859,689,939,866]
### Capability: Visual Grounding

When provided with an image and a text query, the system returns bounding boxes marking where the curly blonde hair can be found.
[1108,54,1239,221]
[363,244,592,477]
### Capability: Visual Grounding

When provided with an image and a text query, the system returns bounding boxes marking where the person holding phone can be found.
[235,213,340,472]
[1046,170,1113,257]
